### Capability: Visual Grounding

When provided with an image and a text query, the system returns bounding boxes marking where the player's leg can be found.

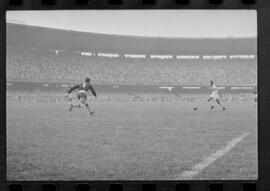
[69,101,82,112]
[85,102,94,115]
[68,93,84,112]
[68,101,73,112]
[208,96,215,109]
[216,98,226,111]
[66,96,73,112]
[80,96,93,115]
[65,94,75,112]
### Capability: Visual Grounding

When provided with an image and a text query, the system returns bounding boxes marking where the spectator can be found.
[7,47,257,86]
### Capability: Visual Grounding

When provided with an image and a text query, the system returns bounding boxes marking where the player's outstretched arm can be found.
[67,84,80,94]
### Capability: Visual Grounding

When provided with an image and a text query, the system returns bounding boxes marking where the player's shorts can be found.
[210,92,220,100]
[77,90,87,100]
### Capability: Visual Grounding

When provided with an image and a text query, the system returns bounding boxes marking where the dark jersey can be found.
[67,83,97,97]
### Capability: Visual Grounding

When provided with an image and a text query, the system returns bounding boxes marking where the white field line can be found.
[174,132,250,180]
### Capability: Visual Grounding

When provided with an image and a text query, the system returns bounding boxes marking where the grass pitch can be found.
[7,92,257,180]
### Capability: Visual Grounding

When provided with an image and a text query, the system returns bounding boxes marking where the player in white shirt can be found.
[207,80,226,111]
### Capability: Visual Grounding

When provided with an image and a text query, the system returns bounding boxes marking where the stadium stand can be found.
[6,23,257,86]
[7,47,256,86]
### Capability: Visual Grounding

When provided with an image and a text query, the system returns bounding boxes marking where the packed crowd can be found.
[7,48,257,86]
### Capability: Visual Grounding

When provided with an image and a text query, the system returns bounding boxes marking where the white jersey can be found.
[210,83,220,100]
[211,84,218,94]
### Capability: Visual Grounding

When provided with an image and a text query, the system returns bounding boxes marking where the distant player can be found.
[65,78,97,115]
[207,80,226,111]
[252,83,257,106]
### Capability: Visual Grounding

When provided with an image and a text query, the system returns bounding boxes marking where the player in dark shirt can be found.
[65,78,97,115]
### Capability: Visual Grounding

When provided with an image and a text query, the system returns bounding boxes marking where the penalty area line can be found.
[174,132,250,180]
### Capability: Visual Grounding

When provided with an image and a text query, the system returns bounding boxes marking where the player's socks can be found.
[85,103,92,114]
[74,104,82,108]
[68,104,73,112]
[69,103,81,112]
[210,105,215,110]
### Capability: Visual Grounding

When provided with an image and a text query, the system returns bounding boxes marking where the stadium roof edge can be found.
[6,22,257,40]
[7,23,257,55]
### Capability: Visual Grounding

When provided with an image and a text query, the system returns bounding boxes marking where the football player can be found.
[65,78,97,115]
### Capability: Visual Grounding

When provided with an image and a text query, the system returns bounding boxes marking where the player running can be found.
[65,78,97,115]
[207,80,226,111]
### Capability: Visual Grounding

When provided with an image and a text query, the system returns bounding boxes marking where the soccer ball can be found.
[193,107,198,111]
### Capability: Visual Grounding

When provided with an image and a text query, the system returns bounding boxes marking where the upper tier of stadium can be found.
[7,23,256,55]
[7,23,257,86]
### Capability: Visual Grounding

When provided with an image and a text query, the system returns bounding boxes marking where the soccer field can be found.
[7,93,257,180]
